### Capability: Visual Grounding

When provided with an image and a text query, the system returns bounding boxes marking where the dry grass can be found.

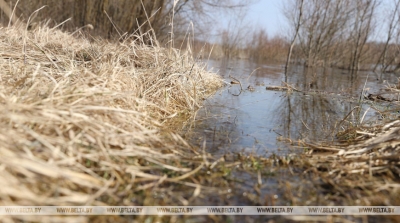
[0,24,222,221]
[1,22,400,223]
[295,97,400,207]
[261,82,400,218]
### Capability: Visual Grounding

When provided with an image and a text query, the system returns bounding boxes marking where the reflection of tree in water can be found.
[194,59,387,152]
[277,93,343,142]
[277,66,365,142]
[290,66,365,94]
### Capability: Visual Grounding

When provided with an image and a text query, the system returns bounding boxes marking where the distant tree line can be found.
[214,0,400,75]
[5,0,400,74]
[216,23,289,62]
[0,0,250,43]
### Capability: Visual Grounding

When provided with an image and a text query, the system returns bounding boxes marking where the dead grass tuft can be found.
[300,111,400,206]
[0,24,222,219]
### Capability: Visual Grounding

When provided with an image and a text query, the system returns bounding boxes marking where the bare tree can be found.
[284,0,304,79]
[373,0,400,77]
[292,0,352,68]
[247,28,268,61]
[284,0,379,72]
[347,0,378,72]
[219,7,252,59]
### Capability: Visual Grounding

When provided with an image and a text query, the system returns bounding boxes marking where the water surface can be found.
[183,59,399,156]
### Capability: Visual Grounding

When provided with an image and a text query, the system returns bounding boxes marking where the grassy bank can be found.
[1,24,400,223]
[0,24,222,222]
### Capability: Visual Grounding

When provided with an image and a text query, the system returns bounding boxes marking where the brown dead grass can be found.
[298,98,400,207]
[0,24,222,221]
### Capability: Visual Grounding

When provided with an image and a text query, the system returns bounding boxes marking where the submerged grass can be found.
[0,24,223,221]
[293,86,400,211]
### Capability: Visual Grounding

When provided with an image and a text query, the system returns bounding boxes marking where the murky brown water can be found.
[183,59,399,155]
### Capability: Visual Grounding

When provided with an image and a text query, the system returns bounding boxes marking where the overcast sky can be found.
[247,0,287,38]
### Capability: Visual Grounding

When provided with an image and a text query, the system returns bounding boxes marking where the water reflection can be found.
[183,59,399,155]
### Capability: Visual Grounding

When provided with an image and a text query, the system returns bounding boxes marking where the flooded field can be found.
[183,59,399,156]
[166,59,400,223]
